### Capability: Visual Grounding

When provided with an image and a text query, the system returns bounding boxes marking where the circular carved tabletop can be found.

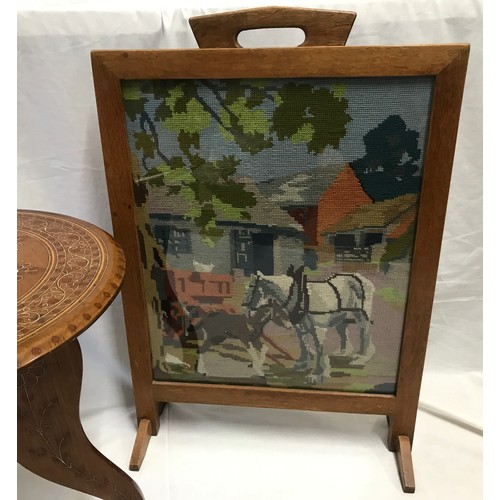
[17,210,126,369]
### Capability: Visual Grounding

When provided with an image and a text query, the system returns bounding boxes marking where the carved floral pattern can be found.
[17,262,40,280]
[17,213,106,342]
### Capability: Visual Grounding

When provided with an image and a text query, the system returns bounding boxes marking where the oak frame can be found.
[91,43,469,492]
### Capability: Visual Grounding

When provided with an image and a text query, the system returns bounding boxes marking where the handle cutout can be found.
[237,27,306,48]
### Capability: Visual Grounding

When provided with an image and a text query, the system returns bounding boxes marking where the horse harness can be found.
[243,270,367,325]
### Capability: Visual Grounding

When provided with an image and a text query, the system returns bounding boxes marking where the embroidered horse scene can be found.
[121,76,433,393]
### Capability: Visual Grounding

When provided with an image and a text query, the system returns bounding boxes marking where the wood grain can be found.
[152,381,396,414]
[91,56,163,435]
[17,210,126,369]
[396,435,416,493]
[189,6,356,48]
[91,45,469,81]
[129,419,152,472]
[18,339,144,500]
[388,45,470,451]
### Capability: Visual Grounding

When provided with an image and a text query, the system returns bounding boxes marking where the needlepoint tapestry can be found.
[121,76,434,394]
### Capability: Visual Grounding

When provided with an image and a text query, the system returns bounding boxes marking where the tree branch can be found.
[198,80,251,145]
[139,111,171,164]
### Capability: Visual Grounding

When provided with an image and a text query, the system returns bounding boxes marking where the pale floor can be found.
[18,398,483,500]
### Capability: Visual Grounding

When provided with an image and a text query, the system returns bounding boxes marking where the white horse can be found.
[242,269,375,384]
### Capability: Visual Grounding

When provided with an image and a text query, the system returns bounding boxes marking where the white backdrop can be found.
[17,1,483,499]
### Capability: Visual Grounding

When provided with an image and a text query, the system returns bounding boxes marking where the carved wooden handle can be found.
[189,6,356,48]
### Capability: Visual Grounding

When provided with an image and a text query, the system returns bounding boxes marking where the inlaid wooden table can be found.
[17,209,144,500]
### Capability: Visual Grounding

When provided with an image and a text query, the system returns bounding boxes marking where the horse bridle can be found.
[242,273,295,314]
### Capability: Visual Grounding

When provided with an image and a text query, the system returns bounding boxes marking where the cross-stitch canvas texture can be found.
[121,76,434,393]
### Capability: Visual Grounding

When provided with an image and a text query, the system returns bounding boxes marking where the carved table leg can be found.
[17,339,144,500]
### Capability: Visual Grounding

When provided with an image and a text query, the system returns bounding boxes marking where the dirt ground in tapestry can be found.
[155,260,409,394]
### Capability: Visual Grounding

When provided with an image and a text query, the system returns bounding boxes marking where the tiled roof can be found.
[322,193,418,234]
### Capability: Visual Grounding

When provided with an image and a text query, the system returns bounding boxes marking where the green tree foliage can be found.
[351,115,422,201]
[122,79,352,242]
[272,83,351,154]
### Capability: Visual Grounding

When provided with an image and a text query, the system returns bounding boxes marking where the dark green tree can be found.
[351,115,422,201]
[122,79,352,243]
